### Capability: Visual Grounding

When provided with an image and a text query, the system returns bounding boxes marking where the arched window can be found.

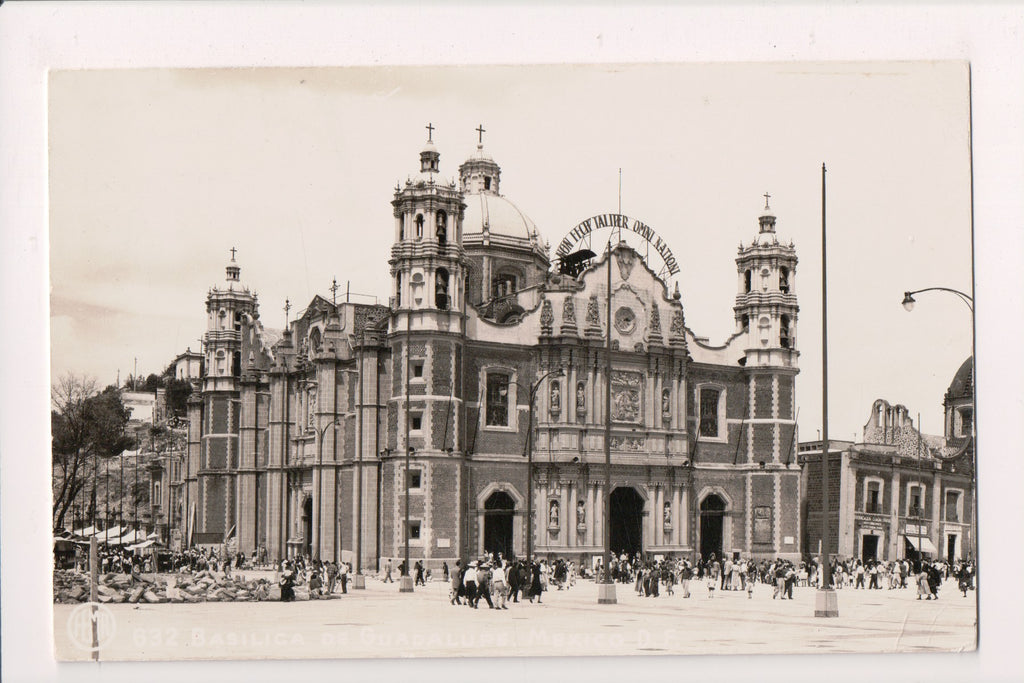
[435,268,450,310]
[218,308,227,330]
[780,314,791,348]
[395,271,402,307]
[699,387,721,438]
[486,372,510,426]
[779,266,790,293]
[232,351,241,377]
[399,219,405,241]
[744,270,752,293]
[216,350,226,376]
[741,314,750,332]
[415,214,424,239]
[309,327,322,352]
[436,210,447,244]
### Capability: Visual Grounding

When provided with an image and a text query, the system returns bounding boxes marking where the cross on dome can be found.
[230,246,238,261]
[425,122,434,142]
[476,124,486,144]
[763,192,771,210]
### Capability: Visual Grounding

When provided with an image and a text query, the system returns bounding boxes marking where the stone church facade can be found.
[179,132,805,572]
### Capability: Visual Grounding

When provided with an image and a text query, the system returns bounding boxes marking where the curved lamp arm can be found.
[902,287,973,314]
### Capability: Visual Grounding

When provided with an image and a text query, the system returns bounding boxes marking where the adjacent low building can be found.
[800,362,975,564]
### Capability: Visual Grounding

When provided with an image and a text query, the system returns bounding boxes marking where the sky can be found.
[48,62,974,442]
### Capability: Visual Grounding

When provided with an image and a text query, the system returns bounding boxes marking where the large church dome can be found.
[459,142,539,242]
[463,192,538,241]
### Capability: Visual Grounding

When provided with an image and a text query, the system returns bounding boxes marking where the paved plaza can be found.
[53,574,976,661]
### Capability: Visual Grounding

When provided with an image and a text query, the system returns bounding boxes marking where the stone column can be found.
[586,483,595,548]
[644,487,654,550]
[560,484,570,550]
[889,469,901,560]
[671,485,681,546]
[654,485,664,546]
[594,483,603,553]
[538,479,548,552]
[931,473,942,556]
[568,485,577,548]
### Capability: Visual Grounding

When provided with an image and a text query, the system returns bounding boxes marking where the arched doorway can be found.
[699,494,726,561]
[610,487,644,558]
[302,497,313,558]
[483,491,515,560]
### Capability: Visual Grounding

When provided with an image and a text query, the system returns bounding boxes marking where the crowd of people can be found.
[75,540,978,605]
[444,555,579,609]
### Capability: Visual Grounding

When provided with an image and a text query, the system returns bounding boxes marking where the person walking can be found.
[339,560,349,594]
[383,559,394,583]
[464,561,479,607]
[415,560,426,586]
[528,561,543,604]
[450,560,464,605]
[477,562,495,609]
[325,560,338,594]
[280,561,297,602]
[680,561,692,598]
[492,561,508,609]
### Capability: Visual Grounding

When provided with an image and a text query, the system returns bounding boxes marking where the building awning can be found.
[905,535,938,554]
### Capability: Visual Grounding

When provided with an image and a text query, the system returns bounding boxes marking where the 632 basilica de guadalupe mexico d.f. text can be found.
[178,127,803,574]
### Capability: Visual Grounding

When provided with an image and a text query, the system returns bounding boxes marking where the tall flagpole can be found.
[816,162,838,617]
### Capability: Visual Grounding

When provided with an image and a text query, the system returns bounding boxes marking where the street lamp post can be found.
[509,368,565,563]
[597,239,633,606]
[815,162,839,618]
[314,415,341,562]
[901,286,975,563]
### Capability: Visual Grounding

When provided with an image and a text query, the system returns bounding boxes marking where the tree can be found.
[51,374,135,530]
[164,377,193,418]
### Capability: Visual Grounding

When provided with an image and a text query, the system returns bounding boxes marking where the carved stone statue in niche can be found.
[576,381,587,415]
[550,381,561,416]
[663,500,672,527]
[548,499,560,528]
[540,298,554,334]
[562,296,576,324]
[576,499,586,527]
[661,387,671,425]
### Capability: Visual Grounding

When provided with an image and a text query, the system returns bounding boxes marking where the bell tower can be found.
[733,196,800,472]
[734,196,799,368]
[385,126,469,566]
[204,248,259,392]
[389,125,467,322]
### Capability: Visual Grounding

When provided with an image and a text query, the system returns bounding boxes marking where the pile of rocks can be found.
[52,570,321,604]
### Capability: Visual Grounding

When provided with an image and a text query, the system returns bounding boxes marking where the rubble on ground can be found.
[53,570,333,604]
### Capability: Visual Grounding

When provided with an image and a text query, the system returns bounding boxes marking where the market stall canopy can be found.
[92,525,128,543]
[904,536,939,554]
[111,529,146,546]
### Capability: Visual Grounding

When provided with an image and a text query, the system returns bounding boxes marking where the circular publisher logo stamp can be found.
[67,602,117,652]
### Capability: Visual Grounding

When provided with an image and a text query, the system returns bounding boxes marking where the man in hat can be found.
[476,561,495,609]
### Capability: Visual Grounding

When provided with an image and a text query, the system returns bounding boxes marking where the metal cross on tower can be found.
[763,192,771,210]
[425,122,434,141]
[476,124,486,144]
[330,278,340,306]
[230,246,237,261]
